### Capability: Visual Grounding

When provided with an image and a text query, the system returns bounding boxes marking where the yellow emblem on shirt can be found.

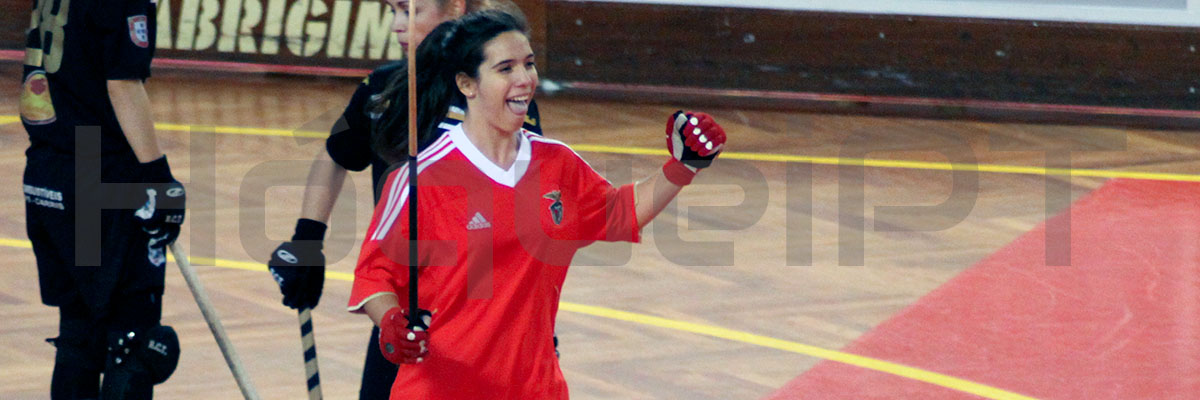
[20,70,56,125]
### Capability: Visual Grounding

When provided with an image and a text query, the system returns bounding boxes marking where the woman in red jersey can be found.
[349,10,727,399]
[264,1,543,398]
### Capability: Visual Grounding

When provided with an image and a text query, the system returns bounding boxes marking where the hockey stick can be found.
[298,308,323,400]
[169,242,262,400]
[406,0,420,326]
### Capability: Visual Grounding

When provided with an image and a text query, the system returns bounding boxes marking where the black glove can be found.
[133,156,185,266]
[269,218,327,309]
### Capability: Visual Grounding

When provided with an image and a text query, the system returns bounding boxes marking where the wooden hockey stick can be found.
[169,242,262,400]
[298,307,323,400]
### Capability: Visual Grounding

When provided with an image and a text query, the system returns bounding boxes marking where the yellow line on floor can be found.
[153,122,328,139]
[0,237,1036,400]
[570,143,1200,183]
[0,238,32,248]
[0,114,1196,183]
[0,115,21,125]
[164,253,357,282]
[560,302,1035,400]
[418,140,1200,183]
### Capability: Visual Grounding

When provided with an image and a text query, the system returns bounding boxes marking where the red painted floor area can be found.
[769,179,1200,399]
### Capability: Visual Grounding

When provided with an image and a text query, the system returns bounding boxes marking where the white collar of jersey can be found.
[447,123,531,188]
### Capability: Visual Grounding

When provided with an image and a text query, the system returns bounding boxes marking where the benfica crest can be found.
[543,190,563,225]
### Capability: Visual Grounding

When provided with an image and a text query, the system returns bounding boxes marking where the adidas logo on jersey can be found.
[466,212,492,230]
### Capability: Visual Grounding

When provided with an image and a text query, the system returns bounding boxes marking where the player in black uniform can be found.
[21,0,184,399]
[264,1,542,398]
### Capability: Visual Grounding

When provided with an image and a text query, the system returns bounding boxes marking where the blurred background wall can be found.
[5,0,1198,125]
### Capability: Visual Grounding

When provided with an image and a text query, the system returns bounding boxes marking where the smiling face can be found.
[456,30,537,136]
[386,0,460,49]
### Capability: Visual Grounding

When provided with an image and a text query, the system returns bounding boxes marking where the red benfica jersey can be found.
[349,124,640,399]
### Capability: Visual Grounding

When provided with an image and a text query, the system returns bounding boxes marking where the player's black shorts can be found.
[25,148,166,320]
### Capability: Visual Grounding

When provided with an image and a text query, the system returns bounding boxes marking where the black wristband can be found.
[292,218,328,242]
[140,155,175,183]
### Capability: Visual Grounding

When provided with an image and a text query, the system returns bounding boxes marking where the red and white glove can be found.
[378,307,432,365]
[663,111,726,186]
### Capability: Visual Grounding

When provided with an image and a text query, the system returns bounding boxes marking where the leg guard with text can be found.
[100,325,180,400]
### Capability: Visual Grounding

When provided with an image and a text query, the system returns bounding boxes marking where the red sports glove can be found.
[663,111,726,186]
[378,307,432,365]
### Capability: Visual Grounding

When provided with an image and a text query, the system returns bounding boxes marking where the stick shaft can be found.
[169,242,262,400]
[408,159,418,318]
[406,0,420,321]
[298,308,322,400]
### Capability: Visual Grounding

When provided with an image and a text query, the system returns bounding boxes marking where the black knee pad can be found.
[101,325,180,399]
[138,325,180,384]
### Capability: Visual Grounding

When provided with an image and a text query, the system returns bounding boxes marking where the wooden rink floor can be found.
[3,62,1200,399]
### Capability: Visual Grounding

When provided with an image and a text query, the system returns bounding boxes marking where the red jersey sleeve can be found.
[348,166,411,312]
[572,151,640,243]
